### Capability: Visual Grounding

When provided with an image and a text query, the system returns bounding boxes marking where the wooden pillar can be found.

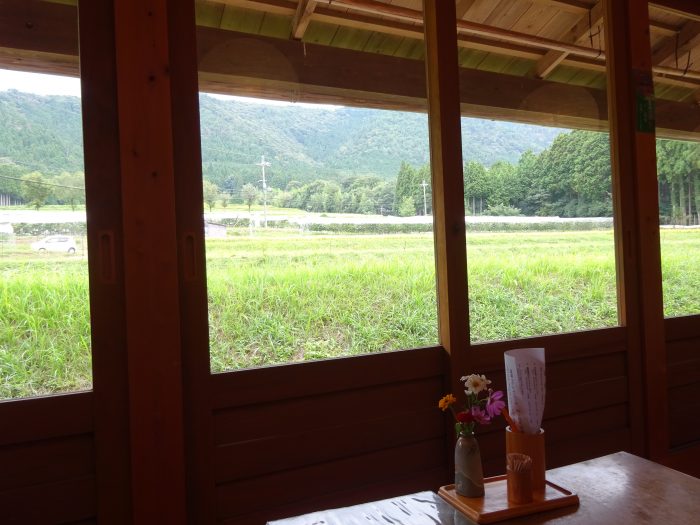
[423,0,470,394]
[166,1,216,523]
[78,1,132,522]
[81,1,206,521]
[605,0,668,460]
[112,0,188,522]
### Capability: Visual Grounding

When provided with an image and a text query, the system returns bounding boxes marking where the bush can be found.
[12,222,87,236]
[307,222,433,234]
[484,204,522,216]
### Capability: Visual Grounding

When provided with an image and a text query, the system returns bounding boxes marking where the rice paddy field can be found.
[1,228,698,399]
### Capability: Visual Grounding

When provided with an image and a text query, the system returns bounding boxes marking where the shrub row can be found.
[11,222,87,236]
[216,218,296,229]
[6,219,614,238]
[305,220,613,234]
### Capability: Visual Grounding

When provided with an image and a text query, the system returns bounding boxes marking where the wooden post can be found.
[423,0,470,393]
[78,1,132,522]
[166,0,216,523]
[605,0,668,460]
[112,0,188,522]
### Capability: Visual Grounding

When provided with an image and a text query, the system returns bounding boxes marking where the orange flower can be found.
[438,394,457,411]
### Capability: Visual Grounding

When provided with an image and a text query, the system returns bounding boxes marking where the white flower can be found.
[464,374,491,395]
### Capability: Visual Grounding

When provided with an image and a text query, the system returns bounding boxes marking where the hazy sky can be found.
[0,67,339,109]
[0,68,81,97]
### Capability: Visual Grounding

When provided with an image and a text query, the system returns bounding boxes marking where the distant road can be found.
[1,209,617,226]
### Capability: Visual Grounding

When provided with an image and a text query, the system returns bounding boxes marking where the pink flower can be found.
[485,390,505,418]
[471,406,491,425]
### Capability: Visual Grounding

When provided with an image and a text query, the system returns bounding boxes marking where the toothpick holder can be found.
[506,453,533,505]
[505,426,546,498]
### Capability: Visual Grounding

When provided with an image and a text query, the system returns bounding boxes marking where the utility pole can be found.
[421,179,429,216]
[256,155,271,227]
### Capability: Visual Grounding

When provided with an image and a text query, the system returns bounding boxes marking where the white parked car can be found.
[31,235,77,254]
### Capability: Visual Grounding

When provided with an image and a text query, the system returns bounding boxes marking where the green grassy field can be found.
[1,229,698,398]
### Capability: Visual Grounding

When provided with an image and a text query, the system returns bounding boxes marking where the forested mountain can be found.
[1,90,697,223]
[0,91,84,173]
[0,90,559,183]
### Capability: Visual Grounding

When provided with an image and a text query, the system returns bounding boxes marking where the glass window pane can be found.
[454,3,619,343]
[196,2,438,372]
[650,4,700,318]
[0,69,91,399]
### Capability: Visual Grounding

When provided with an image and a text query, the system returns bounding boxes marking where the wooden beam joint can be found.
[291,0,317,40]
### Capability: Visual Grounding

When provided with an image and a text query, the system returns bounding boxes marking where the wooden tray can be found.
[439,476,579,524]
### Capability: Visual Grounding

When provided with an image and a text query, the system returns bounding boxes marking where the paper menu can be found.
[504,347,546,435]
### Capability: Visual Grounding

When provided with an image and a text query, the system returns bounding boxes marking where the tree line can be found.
[3,129,698,224]
[202,130,697,222]
[0,164,85,210]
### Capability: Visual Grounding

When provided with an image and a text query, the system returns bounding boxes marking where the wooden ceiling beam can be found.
[210,0,686,74]
[3,0,699,92]
[291,0,317,39]
[329,0,606,59]
[651,1,700,22]
[535,49,571,79]
[535,0,604,79]
[652,20,700,66]
[195,27,699,141]
[312,7,545,60]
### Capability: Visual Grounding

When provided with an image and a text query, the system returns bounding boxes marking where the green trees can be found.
[53,171,85,210]
[657,139,699,224]
[461,131,613,217]
[240,183,259,212]
[20,172,51,210]
[202,180,219,212]
[397,196,416,217]
[394,162,417,215]
[393,162,431,216]
[464,161,489,214]
[0,162,23,202]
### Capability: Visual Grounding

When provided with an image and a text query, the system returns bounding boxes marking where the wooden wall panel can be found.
[219,467,447,525]
[0,392,92,446]
[0,394,96,525]
[216,439,446,522]
[666,315,700,451]
[464,328,632,477]
[0,434,94,491]
[0,477,96,525]
[211,348,448,523]
[210,329,637,523]
[211,346,444,408]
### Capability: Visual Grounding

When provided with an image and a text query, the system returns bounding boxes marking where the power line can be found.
[0,174,85,191]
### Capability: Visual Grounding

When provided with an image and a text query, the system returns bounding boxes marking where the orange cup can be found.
[505,426,546,499]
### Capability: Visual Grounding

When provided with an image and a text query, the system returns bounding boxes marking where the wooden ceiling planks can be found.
[511,2,560,36]
[456,0,478,21]
[259,11,293,38]
[195,0,700,93]
[196,2,226,28]
[482,0,530,30]
[463,0,502,24]
[5,0,700,103]
[330,25,373,51]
